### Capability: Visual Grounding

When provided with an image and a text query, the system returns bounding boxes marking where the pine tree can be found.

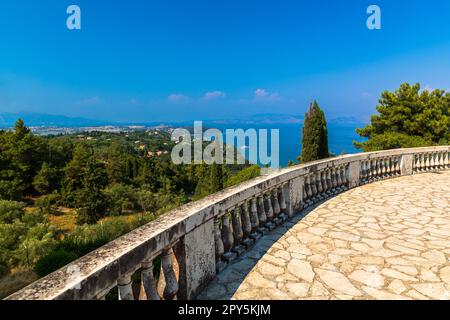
[300,101,329,163]
[210,162,223,193]
[75,159,108,225]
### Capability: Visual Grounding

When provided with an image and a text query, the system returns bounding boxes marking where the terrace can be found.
[6,146,450,300]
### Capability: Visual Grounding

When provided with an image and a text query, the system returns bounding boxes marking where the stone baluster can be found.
[395,157,401,175]
[435,152,439,170]
[432,153,437,170]
[278,185,288,221]
[387,157,392,176]
[381,158,386,178]
[302,183,308,209]
[386,157,393,177]
[141,260,160,300]
[230,207,245,256]
[367,160,372,181]
[271,189,282,225]
[221,213,237,262]
[264,193,275,227]
[326,169,333,196]
[239,202,253,248]
[445,151,450,169]
[413,155,419,173]
[427,153,432,170]
[316,171,323,199]
[369,160,375,181]
[425,154,431,171]
[305,175,313,206]
[310,173,317,202]
[360,161,367,183]
[428,153,434,170]
[336,166,344,192]
[331,167,338,194]
[160,248,179,300]
[420,154,425,171]
[322,169,330,199]
[282,183,294,218]
[249,198,261,240]
[376,159,382,179]
[438,152,443,169]
[343,165,349,189]
[257,195,268,233]
[214,218,226,272]
[444,152,449,169]
[118,273,134,300]
[435,152,440,170]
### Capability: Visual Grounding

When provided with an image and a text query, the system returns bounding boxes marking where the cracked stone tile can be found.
[315,268,362,296]
[287,259,315,282]
[199,172,450,300]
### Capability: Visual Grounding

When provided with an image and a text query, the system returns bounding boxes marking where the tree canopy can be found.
[355,83,450,151]
[300,101,329,163]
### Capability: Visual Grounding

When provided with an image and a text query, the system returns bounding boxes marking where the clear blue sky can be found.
[1,0,450,122]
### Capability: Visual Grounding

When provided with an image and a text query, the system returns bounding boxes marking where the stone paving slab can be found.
[197,171,450,300]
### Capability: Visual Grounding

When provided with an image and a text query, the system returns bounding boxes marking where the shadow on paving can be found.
[196,199,333,300]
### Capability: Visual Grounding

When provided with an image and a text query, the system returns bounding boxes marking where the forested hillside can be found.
[0,119,260,298]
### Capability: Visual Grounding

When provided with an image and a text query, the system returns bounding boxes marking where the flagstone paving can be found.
[197,171,450,300]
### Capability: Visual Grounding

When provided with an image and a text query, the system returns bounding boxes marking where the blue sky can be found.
[1,0,450,122]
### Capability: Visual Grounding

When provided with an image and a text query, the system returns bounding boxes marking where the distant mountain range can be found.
[0,112,116,128]
[0,112,366,129]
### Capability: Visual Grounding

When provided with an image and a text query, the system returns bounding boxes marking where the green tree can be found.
[33,162,60,194]
[0,201,26,224]
[355,83,450,151]
[300,101,329,163]
[0,119,46,199]
[225,165,261,187]
[104,184,139,216]
[61,143,92,206]
[210,162,223,193]
[76,159,108,225]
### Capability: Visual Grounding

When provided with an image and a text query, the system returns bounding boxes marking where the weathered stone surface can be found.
[199,171,450,300]
[349,270,384,288]
[316,269,361,296]
[287,260,315,282]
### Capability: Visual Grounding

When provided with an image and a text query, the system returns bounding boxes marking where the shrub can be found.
[225,165,261,188]
[34,250,78,278]
[0,200,26,224]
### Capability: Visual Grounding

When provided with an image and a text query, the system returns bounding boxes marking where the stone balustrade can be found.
[5,146,449,300]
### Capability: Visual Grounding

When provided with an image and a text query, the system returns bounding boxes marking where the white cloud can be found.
[168,93,189,104]
[254,88,281,103]
[203,91,226,101]
[360,92,373,99]
[78,96,101,106]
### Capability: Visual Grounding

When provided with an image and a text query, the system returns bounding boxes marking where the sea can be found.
[210,123,366,168]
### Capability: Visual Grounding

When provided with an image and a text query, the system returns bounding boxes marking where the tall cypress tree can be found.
[210,162,223,193]
[300,101,329,163]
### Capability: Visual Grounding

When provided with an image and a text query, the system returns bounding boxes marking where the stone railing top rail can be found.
[6,145,450,300]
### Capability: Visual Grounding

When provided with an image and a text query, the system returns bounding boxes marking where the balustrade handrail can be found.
[5,146,450,300]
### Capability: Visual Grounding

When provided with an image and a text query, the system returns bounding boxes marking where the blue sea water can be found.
[211,123,365,167]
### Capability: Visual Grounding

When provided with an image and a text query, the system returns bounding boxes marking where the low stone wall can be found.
[5,146,450,300]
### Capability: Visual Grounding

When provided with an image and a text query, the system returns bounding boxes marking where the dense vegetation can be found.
[355,83,450,151]
[299,101,330,162]
[0,120,259,296]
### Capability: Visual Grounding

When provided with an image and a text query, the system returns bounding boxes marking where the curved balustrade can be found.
[5,146,449,300]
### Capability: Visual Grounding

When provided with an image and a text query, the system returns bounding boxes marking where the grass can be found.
[47,207,78,233]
